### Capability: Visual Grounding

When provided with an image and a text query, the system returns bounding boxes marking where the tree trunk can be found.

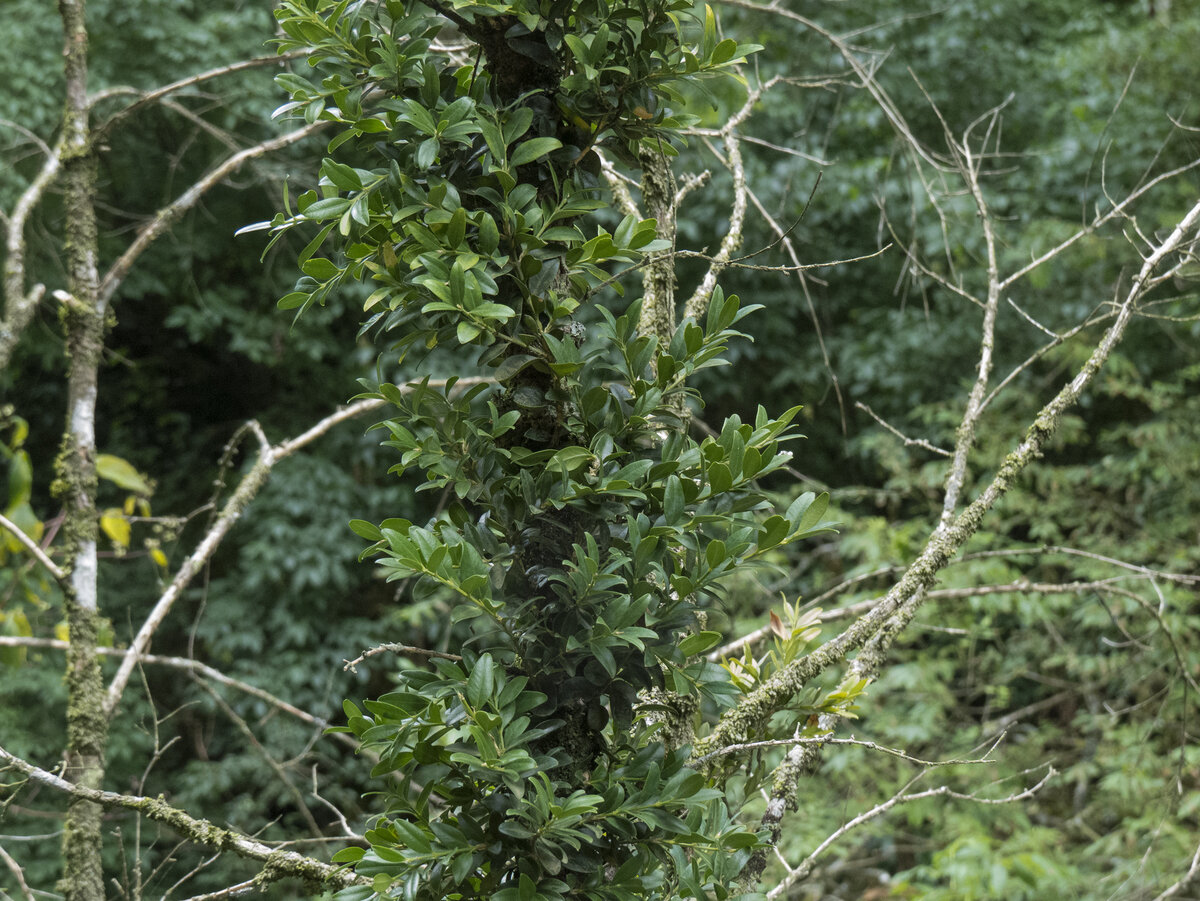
[56,2,110,898]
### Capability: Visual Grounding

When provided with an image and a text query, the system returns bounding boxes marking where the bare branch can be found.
[310,766,364,841]
[0,844,35,901]
[0,117,53,159]
[0,637,359,749]
[958,545,1200,585]
[999,157,1200,293]
[978,307,1110,414]
[926,577,1145,601]
[856,401,952,456]
[102,422,275,719]
[715,0,951,173]
[935,92,1009,529]
[343,642,463,673]
[274,398,382,457]
[1150,838,1200,901]
[196,681,324,837]
[709,568,1196,669]
[103,378,490,718]
[695,732,1005,768]
[177,878,260,901]
[806,565,902,608]
[0,511,67,582]
[0,745,367,891]
[98,121,325,305]
[742,183,848,429]
[599,154,641,219]
[686,127,831,165]
[881,209,985,308]
[682,77,781,321]
[981,688,1077,735]
[1007,296,1063,338]
[91,52,311,137]
[766,767,1056,899]
[0,136,63,369]
[676,242,890,275]
[696,193,1200,759]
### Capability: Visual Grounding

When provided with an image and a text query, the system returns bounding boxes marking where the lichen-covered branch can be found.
[636,145,679,347]
[0,136,63,369]
[600,153,641,220]
[54,2,107,896]
[711,194,1200,883]
[681,78,780,322]
[0,745,367,892]
[936,101,1007,529]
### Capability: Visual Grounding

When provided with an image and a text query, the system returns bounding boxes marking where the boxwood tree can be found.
[259,0,838,897]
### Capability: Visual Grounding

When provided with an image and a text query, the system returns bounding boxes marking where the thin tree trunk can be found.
[56,2,109,898]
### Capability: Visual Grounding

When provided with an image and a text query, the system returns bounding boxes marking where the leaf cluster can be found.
[262,1,818,898]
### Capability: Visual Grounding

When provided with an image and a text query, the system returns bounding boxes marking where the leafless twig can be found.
[104,378,489,718]
[0,844,35,901]
[0,137,63,369]
[91,52,311,136]
[0,637,358,750]
[1151,838,1200,901]
[176,878,260,901]
[856,401,952,456]
[0,511,67,582]
[343,641,463,672]
[695,731,1006,768]
[766,767,1056,899]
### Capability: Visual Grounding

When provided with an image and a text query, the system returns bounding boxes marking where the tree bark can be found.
[55,2,109,898]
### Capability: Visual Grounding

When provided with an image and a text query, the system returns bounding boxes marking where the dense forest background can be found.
[2,0,1198,898]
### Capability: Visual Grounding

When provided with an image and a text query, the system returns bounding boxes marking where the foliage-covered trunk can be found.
[264,1,833,896]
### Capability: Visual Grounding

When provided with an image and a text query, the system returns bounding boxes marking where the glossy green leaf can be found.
[509,137,563,167]
[679,631,722,656]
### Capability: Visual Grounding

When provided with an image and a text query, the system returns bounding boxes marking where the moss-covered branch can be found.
[54,2,107,896]
[0,745,367,892]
